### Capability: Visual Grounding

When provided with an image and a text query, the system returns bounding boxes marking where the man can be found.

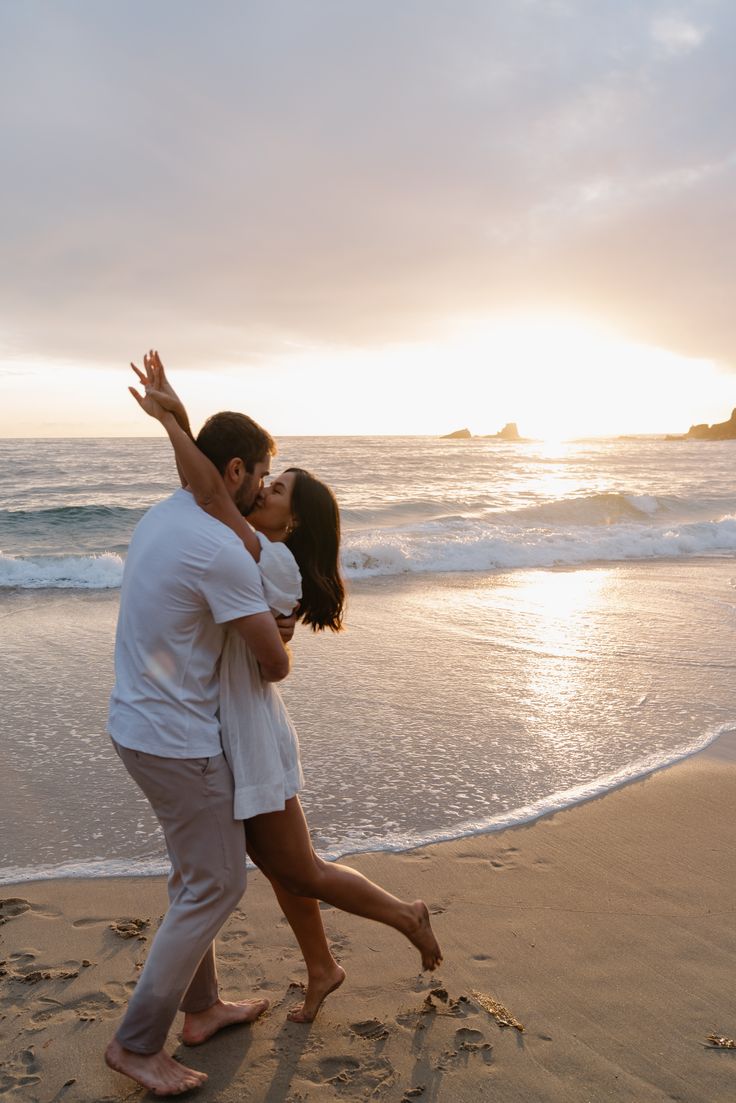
[105,353,293,1095]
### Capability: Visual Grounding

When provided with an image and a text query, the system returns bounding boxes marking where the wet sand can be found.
[1,738,735,1102]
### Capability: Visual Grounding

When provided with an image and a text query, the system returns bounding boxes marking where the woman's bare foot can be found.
[105,1038,207,1096]
[286,963,346,1023]
[404,901,443,971]
[181,997,269,1046]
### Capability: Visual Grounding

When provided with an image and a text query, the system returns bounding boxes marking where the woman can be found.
[130,352,442,1026]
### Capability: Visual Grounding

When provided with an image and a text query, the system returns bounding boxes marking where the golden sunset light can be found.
[3,315,731,440]
[3,6,736,1100]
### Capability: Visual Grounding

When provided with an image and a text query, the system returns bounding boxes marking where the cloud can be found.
[0,0,734,372]
[651,14,708,56]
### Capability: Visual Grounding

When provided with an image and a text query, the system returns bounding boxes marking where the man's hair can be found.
[196,411,276,475]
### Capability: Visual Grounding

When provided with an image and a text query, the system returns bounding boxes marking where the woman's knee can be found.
[272,855,326,898]
[246,840,268,876]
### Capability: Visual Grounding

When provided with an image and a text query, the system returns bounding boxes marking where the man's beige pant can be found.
[114,745,247,1054]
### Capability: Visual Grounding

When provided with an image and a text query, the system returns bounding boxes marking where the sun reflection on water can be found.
[507,571,610,744]
[465,567,614,748]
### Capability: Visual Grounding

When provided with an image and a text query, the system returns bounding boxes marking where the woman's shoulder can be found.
[256,532,302,613]
[256,532,298,570]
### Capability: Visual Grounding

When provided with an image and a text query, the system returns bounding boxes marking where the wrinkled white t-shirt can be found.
[108,489,270,758]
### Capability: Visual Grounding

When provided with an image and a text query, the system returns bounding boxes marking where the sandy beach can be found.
[2,737,734,1103]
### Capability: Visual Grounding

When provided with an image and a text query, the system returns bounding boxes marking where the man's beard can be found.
[235,482,259,517]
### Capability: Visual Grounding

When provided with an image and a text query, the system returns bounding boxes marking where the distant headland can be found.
[441,422,529,441]
[666,407,736,441]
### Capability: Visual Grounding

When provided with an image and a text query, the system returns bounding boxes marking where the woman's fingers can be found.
[152,350,167,391]
[144,387,178,411]
[131,350,170,403]
[144,350,156,385]
[128,386,144,406]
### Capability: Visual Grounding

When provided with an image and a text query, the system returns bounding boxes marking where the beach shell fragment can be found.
[471,989,524,1032]
[703,1033,736,1049]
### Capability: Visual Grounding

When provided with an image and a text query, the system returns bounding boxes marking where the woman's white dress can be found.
[219,533,304,819]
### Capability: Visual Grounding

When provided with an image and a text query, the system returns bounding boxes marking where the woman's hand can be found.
[131,350,189,425]
[129,374,170,422]
[274,611,297,644]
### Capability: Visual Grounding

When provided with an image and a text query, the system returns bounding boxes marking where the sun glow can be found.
[434,314,733,441]
[1,312,733,438]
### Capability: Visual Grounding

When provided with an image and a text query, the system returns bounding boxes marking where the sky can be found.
[1,0,735,438]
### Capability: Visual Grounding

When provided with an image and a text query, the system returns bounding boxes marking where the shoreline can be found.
[2,731,735,1101]
[3,720,734,888]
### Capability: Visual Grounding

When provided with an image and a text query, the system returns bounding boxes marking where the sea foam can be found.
[0,550,124,589]
[3,512,736,588]
[342,515,736,578]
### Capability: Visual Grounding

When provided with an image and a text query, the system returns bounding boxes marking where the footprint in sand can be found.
[315,1056,361,1085]
[350,1018,390,1041]
[433,1029,492,1070]
[108,917,149,940]
[29,985,130,1025]
[418,988,475,1018]
[0,1045,41,1094]
[0,898,59,924]
[0,899,32,922]
[3,951,81,985]
[21,968,79,984]
[313,1056,394,1092]
[219,926,251,943]
[489,845,520,870]
[8,950,37,965]
[455,1026,488,1047]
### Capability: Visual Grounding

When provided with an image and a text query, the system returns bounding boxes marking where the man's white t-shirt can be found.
[108,489,270,758]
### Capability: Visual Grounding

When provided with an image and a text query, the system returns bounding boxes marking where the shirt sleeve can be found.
[200,540,271,624]
[257,534,303,617]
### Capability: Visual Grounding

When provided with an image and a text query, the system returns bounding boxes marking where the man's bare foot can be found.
[405,901,443,971]
[181,996,269,1046]
[105,1038,207,1096]
[287,963,346,1023]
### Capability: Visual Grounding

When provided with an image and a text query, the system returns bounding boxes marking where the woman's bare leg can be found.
[245,798,442,973]
[246,839,345,1022]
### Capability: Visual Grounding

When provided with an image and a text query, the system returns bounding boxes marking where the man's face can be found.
[234,456,271,516]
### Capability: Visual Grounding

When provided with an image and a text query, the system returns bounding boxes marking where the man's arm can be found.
[228,611,291,682]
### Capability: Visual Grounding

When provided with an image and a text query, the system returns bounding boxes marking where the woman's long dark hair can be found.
[284,468,345,632]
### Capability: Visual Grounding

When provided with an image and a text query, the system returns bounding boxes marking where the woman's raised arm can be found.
[129,353,262,562]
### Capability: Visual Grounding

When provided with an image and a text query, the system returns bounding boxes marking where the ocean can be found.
[2,435,735,884]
